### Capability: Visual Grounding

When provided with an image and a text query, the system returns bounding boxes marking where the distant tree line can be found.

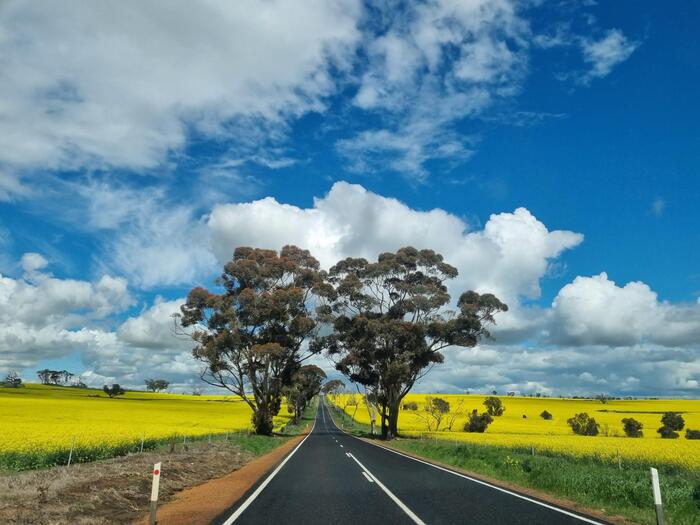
[36,369,86,388]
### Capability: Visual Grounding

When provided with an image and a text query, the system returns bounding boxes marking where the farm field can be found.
[330,393,700,471]
[0,383,294,470]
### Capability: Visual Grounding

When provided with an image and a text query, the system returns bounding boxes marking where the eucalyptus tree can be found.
[313,246,507,439]
[285,364,326,424]
[177,245,326,435]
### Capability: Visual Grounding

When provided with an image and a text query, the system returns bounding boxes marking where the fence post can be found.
[149,462,162,525]
[617,449,621,470]
[67,436,76,466]
[140,435,145,454]
[531,445,535,456]
[650,467,664,525]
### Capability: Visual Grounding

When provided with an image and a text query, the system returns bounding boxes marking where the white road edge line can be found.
[347,453,426,525]
[222,409,318,524]
[361,471,374,483]
[323,399,606,525]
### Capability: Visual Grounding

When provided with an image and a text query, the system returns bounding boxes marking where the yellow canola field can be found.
[0,384,293,462]
[331,393,700,470]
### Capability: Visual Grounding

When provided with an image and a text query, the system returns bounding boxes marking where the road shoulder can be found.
[135,430,310,525]
[363,438,639,525]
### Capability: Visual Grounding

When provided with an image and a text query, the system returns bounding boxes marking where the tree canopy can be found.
[145,379,170,392]
[177,245,326,435]
[313,246,507,439]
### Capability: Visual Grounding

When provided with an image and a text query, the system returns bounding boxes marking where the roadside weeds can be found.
[0,442,255,525]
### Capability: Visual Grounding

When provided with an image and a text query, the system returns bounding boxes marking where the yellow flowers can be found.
[0,384,293,469]
[331,393,700,470]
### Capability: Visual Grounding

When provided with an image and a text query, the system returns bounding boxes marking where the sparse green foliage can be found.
[1,372,22,388]
[464,409,493,433]
[483,396,505,416]
[567,412,599,436]
[403,401,418,410]
[416,396,451,431]
[621,417,643,437]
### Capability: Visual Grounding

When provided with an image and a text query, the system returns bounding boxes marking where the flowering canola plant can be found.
[0,383,294,470]
[330,393,700,471]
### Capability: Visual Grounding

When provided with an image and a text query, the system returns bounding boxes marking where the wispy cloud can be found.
[652,197,666,217]
[579,29,639,84]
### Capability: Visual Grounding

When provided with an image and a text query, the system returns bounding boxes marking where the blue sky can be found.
[0,0,698,396]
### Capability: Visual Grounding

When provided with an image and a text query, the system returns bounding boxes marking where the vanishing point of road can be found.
[213,398,610,525]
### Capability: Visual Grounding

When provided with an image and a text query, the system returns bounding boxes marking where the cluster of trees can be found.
[413,396,464,432]
[36,369,86,387]
[178,245,507,437]
[145,379,170,392]
[565,411,699,439]
[103,384,125,398]
[285,365,326,424]
[406,395,505,433]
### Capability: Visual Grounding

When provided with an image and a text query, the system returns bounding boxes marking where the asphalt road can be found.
[214,398,610,525]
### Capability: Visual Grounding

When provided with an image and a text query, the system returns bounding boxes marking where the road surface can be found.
[214,398,609,525]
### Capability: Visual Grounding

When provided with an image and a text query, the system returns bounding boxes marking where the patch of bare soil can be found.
[0,442,255,525]
[137,432,307,525]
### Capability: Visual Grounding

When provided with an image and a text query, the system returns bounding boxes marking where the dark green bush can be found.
[622,417,643,437]
[464,409,493,432]
[567,413,599,436]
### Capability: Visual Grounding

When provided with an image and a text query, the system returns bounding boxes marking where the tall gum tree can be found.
[313,247,507,439]
[177,245,325,435]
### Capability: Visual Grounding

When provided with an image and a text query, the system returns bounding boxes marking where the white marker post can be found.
[67,436,76,467]
[650,467,664,525]
[149,462,162,525]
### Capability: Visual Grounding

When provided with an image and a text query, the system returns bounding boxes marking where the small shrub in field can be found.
[483,397,505,416]
[540,410,553,420]
[522,414,527,418]
[622,418,643,437]
[685,429,700,440]
[661,411,685,430]
[464,409,493,433]
[657,412,684,439]
[567,412,599,436]
[403,401,418,410]
[658,426,680,439]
